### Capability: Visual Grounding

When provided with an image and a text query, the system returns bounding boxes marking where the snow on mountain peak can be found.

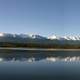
[48,35,57,39]
[0,33,46,39]
[48,35,80,40]
[28,34,46,39]
[1,33,80,41]
[0,33,4,37]
[19,34,44,39]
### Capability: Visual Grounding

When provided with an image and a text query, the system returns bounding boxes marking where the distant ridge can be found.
[0,33,80,48]
[0,33,46,39]
[0,32,80,40]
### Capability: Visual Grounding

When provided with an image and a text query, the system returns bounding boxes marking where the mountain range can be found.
[1,32,80,40]
[0,32,80,48]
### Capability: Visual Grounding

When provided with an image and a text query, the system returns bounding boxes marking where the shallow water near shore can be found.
[0,50,80,80]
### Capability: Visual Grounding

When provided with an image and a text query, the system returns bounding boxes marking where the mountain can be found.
[48,35,80,41]
[0,33,80,48]
[1,32,80,41]
[0,33,48,46]
[0,33,46,39]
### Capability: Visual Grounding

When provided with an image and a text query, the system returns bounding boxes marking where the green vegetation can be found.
[0,42,80,49]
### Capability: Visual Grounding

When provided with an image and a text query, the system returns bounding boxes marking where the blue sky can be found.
[0,0,80,36]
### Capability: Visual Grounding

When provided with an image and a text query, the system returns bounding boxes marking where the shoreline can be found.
[0,47,80,51]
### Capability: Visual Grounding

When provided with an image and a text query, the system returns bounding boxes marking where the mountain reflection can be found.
[0,50,80,62]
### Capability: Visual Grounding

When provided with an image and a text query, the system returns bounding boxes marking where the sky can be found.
[0,0,80,36]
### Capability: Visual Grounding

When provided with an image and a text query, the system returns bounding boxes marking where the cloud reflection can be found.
[0,50,80,62]
[46,56,80,62]
[0,56,80,63]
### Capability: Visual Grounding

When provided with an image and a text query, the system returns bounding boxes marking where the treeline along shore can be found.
[1,40,80,49]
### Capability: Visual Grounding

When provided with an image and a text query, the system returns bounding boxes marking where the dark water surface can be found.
[0,50,80,80]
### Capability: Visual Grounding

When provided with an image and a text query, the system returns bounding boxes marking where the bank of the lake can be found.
[0,47,80,51]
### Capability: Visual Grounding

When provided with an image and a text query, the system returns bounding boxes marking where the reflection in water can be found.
[0,56,80,62]
[46,57,80,62]
[0,50,80,80]
[0,50,80,62]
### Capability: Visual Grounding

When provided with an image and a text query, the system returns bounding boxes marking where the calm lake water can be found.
[0,50,80,80]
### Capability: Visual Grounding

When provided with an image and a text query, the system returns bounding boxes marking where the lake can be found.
[0,50,80,80]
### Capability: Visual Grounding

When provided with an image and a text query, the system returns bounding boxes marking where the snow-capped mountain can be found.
[0,33,80,48]
[0,33,46,39]
[1,32,80,41]
[48,35,80,41]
